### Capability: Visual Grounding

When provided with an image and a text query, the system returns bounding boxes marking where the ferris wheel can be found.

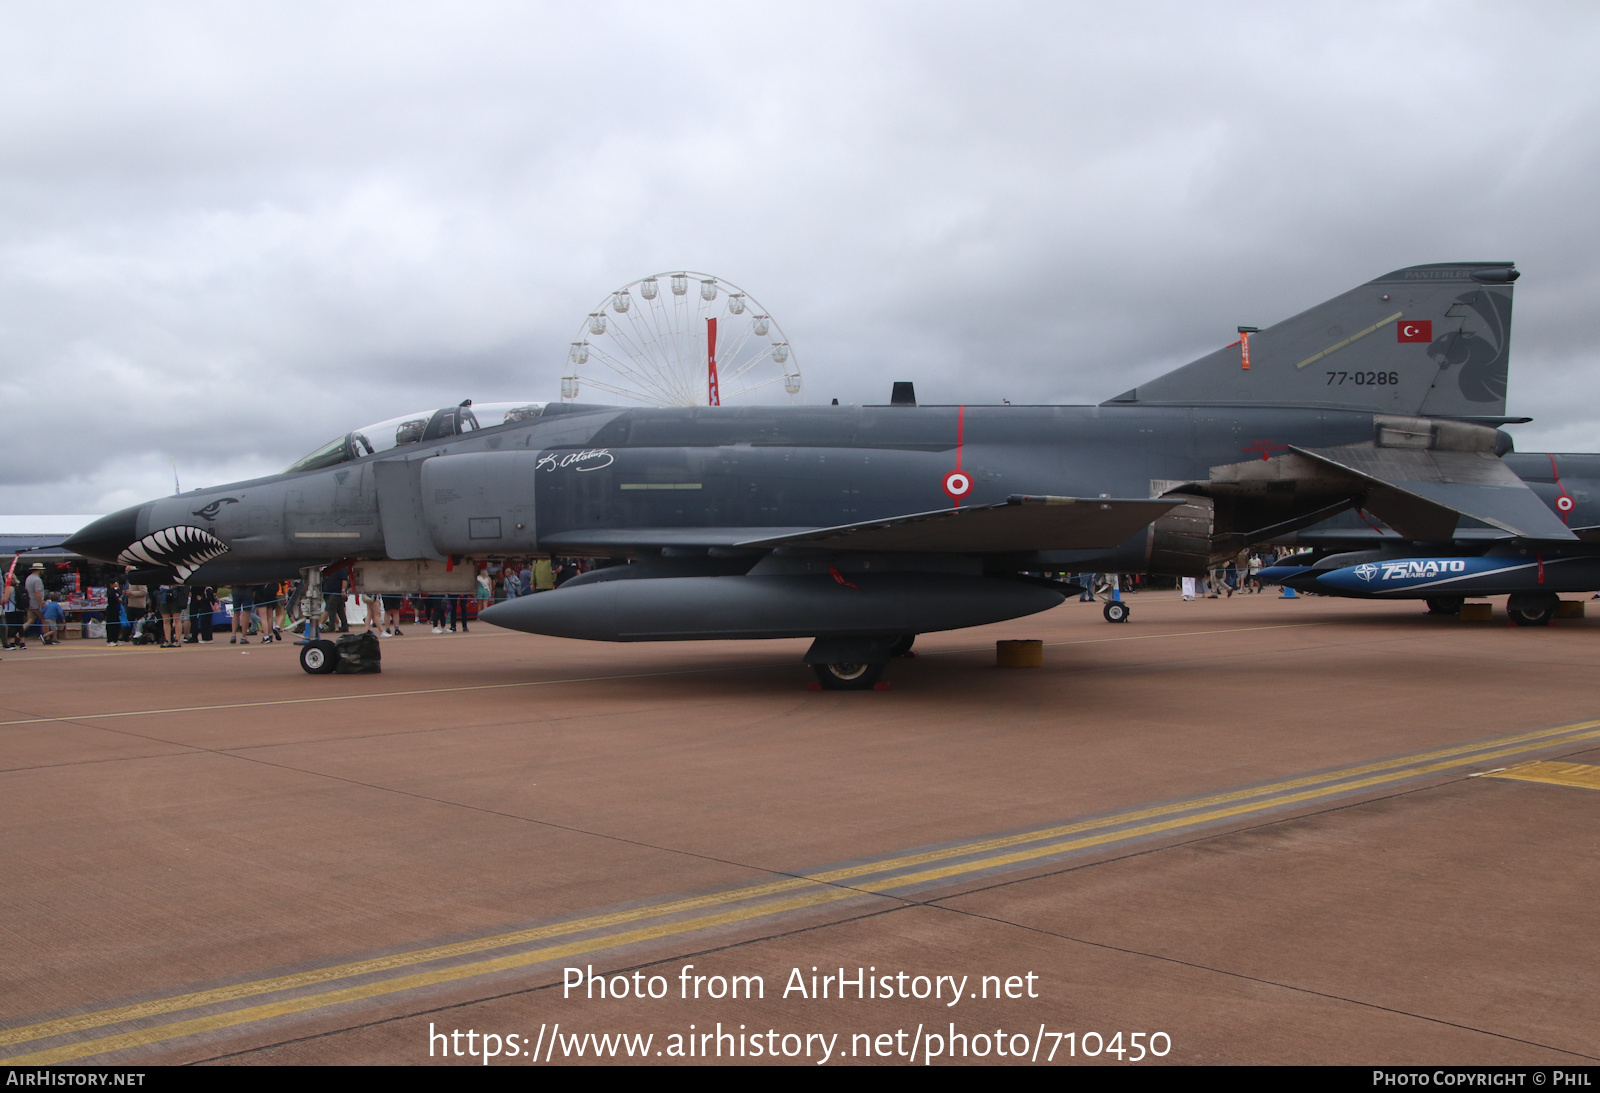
[560,272,802,407]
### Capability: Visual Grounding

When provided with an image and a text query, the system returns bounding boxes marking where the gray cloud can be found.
[3,2,1598,512]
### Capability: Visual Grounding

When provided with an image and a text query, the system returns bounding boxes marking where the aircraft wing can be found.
[735,495,1182,553]
[1291,446,1577,542]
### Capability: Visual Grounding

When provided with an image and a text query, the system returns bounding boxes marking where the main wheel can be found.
[1103,601,1130,623]
[300,639,339,674]
[1426,596,1465,615]
[1508,604,1556,627]
[811,662,886,691]
[1507,593,1558,627]
[889,634,917,658]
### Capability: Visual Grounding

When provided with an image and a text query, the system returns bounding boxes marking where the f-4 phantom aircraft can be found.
[67,261,1588,686]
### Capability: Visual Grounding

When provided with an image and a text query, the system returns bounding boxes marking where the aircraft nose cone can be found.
[62,504,143,563]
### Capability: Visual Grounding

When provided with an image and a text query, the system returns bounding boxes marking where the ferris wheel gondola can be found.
[560,271,801,406]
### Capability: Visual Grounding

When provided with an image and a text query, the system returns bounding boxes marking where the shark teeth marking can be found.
[116,526,229,580]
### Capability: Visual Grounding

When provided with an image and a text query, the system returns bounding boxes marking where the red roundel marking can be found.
[1557,495,1575,513]
[944,471,971,500]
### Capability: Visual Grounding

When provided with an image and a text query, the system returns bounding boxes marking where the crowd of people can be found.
[0,554,592,651]
[1176,549,1314,599]
[1073,551,1308,604]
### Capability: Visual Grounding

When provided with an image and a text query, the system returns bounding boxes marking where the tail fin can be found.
[1104,262,1518,420]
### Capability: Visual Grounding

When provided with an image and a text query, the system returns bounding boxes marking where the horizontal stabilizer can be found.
[736,495,1181,553]
[1292,446,1576,542]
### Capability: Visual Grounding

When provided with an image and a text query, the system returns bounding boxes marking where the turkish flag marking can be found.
[1397,320,1432,343]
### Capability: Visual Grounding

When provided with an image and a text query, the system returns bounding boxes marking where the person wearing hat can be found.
[24,562,46,640]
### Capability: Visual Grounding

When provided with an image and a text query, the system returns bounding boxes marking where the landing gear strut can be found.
[296,564,333,673]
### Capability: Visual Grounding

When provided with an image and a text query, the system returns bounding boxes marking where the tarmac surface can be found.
[2,591,1598,1066]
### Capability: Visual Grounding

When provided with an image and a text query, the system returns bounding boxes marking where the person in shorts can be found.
[230,584,255,643]
[41,593,67,645]
[161,583,190,647]
[25,562,46,638]
[382,594,404,636]
[1,576,18,649]
[255,582,280,643]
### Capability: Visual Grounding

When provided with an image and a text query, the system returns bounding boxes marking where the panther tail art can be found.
[1104,261,1574,549]
[1104,262,1519,421]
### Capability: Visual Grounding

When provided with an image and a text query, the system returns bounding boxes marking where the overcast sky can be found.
[3,2,1599,514]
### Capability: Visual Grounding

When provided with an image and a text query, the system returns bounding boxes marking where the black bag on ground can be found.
[333,631,381,674]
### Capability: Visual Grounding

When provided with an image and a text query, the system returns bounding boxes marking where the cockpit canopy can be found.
[286,401,546,473]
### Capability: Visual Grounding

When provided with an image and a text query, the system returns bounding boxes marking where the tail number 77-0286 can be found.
[1327,371,1400,386]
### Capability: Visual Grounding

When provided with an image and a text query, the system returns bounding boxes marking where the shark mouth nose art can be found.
[116,526,230,580]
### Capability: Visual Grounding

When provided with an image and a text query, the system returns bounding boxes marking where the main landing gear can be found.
[811,661,886,690]
[1425,596,1464,615]
[1506,593,1559,627]
[805,635,904,690]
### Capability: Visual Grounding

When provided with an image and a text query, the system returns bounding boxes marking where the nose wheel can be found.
[300,639,339,674]
[1102,601,1130,623]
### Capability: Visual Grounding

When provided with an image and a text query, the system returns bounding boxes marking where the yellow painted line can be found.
[0,875,821,1050]
[1295,311,1405,369]
[1486,761,1600,791]
[3,887,864,1066]
[872,726,1600,891]
[7,715,1600,1063]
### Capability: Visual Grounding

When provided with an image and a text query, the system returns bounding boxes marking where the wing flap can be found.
[1292,446,1576,541]
[735,495,1182,553]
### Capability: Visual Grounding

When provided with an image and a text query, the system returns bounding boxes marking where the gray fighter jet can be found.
[67,261,1581,686]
